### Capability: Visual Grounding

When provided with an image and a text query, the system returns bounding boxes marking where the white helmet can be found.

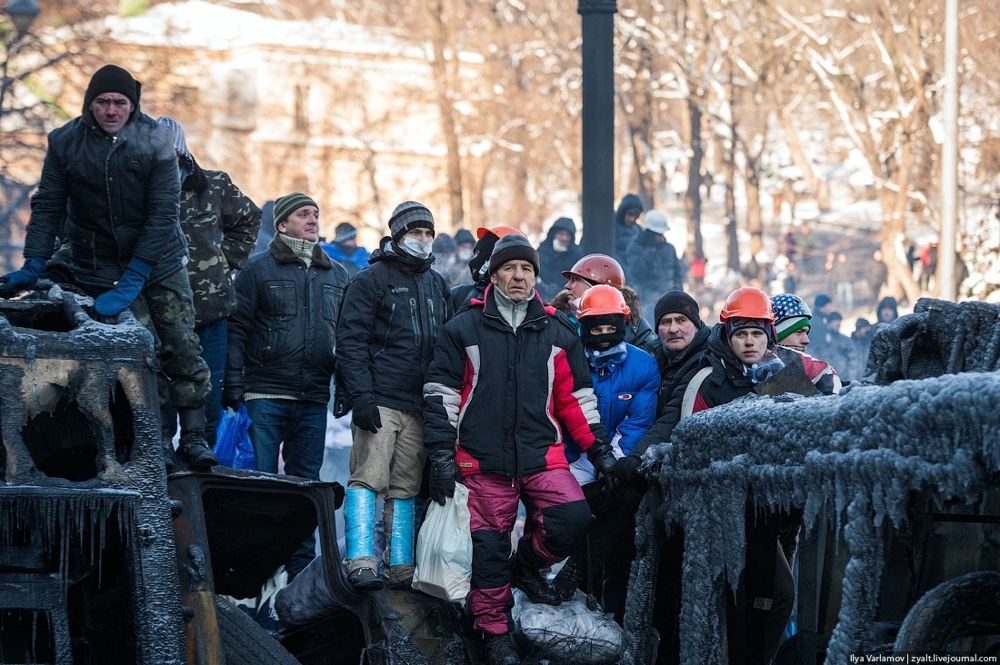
[643,209,669,235]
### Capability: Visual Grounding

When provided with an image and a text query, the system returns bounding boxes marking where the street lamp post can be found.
[5,0,39,36]
[578,0,616,257]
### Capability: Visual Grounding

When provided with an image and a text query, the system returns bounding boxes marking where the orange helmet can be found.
[476,225,524,240]
[720,287,774,322]
[576,284,631,319]
[562,253,626,289]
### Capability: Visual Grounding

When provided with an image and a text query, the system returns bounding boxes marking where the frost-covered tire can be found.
[214,595,300,665]
[773,630,828,665]
[894,571,1000,654]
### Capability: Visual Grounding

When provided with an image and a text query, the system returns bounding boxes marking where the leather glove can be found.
[95,258,152,316]
[351,401,382,434]
[0,257,46,297]
[587,440,617,478]
[612,455,642,483]
[428,450,460,506]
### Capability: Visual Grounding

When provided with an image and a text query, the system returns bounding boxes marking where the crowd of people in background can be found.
[0,60,950,665]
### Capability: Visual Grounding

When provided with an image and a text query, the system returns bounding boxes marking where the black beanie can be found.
[489,234,540,276]
[85,64,139,109]
[654,291,702,329]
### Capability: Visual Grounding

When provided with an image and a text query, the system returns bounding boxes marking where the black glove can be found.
[428,451,460,505]
[611,455,642,483]
[587,440,616,478]
[352,402,382,434]
[221,370,243,410]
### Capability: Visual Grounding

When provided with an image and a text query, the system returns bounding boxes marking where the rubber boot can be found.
[345,487,383,591]
[383,497,415,589]
[176,407,217,468]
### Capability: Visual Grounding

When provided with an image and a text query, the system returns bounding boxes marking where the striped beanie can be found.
[775,315,811,342]
[273,192,318,229]
[388,201,435,242]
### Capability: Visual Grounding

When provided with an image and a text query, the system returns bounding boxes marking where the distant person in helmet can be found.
[550,252,656,347]
[641,286,840,665]
[624,209,685,307]
[550,285,660,622]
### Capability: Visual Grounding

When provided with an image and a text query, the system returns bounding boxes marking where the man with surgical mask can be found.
[335,200,452,591]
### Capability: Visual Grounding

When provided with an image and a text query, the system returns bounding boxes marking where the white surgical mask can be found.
[400,236,433,260]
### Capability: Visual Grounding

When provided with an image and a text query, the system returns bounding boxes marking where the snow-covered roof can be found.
[95,0,482,64]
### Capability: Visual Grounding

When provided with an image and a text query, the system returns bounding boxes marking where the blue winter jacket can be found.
[565,343,660,464]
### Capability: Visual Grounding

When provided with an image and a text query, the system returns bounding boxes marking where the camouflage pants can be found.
[130,267,211,411]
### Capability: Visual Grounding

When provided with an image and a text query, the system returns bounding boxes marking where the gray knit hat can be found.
[273,192,318,229]
[388,201,435,242]
[489,234,540,276]
[156,117,194,169]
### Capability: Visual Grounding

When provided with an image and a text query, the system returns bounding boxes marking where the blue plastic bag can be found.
[214,404,256,470]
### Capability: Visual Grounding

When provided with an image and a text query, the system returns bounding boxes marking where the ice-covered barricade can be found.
[621,298,1000,665]
[0,287,186,664]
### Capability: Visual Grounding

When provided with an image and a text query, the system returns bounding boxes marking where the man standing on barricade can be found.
[0,64,217,467]
[336,201,451,592]
[423,234,615,665]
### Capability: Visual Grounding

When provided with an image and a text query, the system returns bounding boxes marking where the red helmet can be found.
[576,285,630,319]
[476,225,524,240]
[562,253,626,289]
[720,287,774,322]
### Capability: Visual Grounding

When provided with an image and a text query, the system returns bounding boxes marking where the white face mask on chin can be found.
[400,236,433,259]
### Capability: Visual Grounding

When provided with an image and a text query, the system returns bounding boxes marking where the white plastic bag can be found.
[411,483,472,601]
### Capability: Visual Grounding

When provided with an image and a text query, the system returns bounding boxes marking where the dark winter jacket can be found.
[536,217,583,303]
[179,162,261,327]
[26,94,186,292]
[625,230,685,307]
[564,342,660,468]
[614,193,644,263]
[423,285,608,479]
[226,235,349,404]
[321,241,371,278]
[636,324,712,456]
[336,238,451,413]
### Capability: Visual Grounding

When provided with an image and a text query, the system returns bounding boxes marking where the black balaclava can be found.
[468,233,500,284]
[580,313,627,349]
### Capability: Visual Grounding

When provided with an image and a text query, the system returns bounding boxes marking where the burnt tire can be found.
[894,571,1000,654]
[214,595,301,665]
[773,630,828,665]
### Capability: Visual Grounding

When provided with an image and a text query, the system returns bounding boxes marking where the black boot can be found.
[485,633,520,665]
[510,553,561,606]
[552,558,583,602]
[178,432,218,468]
[177,407,217,468]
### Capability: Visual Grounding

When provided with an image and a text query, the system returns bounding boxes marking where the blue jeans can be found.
[160,318,227,445]
[197,319,227,446]
[244,398,326,480]
[244,397,327,577]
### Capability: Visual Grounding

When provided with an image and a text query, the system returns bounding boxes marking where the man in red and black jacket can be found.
[422,234,615,665]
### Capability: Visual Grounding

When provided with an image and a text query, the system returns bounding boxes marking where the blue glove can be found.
[95,258,152,316]
[0,257,46,297]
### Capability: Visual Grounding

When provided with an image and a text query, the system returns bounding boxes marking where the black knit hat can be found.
[273,192,318,229]
[654,291,702,329]
[333,222,357,243]
[489,234,539,276]
[389,201,435,242]
[85,64,139,109]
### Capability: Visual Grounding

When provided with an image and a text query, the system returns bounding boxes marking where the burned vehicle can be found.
[621,298,1000,663]
[0,287,471,665]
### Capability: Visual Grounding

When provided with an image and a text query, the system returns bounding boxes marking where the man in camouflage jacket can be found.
[158,117,262,445]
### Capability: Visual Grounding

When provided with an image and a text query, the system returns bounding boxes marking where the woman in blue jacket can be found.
[554,285,660,623]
